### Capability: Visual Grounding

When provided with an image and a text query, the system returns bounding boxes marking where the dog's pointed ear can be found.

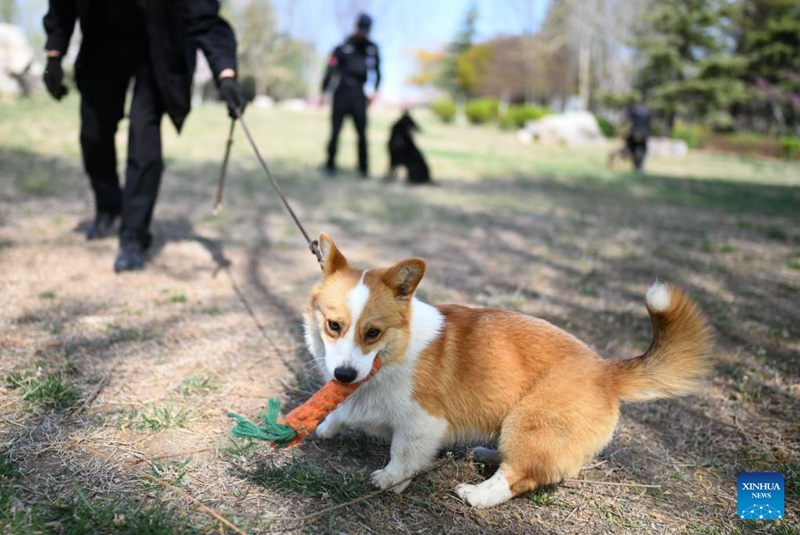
[318,233,348,277]
[383,258,425,300]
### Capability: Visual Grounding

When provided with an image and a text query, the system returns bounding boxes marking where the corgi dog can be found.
[303,233,713,508]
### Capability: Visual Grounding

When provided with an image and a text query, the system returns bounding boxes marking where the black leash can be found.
[214,109,323,264]
[212,118,235,216]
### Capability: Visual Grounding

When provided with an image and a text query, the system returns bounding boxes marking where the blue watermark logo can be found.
[738,472,784,520]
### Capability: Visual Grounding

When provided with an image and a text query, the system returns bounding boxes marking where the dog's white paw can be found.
[455,468,513,508]
[315,418,341,439]
[456,483,496,508]
[371,468,411,493]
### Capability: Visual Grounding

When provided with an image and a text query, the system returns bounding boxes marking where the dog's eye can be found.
[327,320,342,334]
[365,328,381,341]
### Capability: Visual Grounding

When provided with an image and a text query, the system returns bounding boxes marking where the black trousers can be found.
[78,48,165,245]
[626,132,648,171]
[326,86,368,174]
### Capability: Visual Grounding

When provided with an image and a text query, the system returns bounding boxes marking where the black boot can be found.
[113,240,146,273]
[86,210,120,240]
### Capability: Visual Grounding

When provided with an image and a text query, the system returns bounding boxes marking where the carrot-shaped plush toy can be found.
[228,358,382,449]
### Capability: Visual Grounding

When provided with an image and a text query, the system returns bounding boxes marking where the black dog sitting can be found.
[387,111,431,184]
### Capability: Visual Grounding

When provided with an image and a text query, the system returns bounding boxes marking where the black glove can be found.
[43,56,68,101]
[218,77,246,119]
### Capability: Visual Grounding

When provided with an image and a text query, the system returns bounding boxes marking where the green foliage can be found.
[701,132,785,157]
[436,6,479,99]
[670,123,707,149]
[233,2,313,99]
[431,99,457,123]
[464,97,499,125]
[498,104,549,129]
[595,91,637,110]
[596,116,616,138]
[636,0,749,131]
[457,44,491,97]
[780,136,800,160]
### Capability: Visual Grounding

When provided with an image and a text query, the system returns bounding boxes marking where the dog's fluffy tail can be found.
[611,282,713,402]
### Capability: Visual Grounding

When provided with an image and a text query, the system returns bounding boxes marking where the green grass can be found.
[526,488,558,506]
[3,95,800,216]
[219,438,261,463]
[145,459,191,490]
[107,323,149,344]
[161,288,188,304]
[126,405,195,431]
[4,371,81,411]
[334,431,379,460]
[175,375,220,396]
[251,460,372,502]
[0,453,191,533]
[787,253,800,270]
[169,291,187,303]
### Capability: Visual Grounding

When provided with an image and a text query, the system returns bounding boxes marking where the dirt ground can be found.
[1,103,798,534]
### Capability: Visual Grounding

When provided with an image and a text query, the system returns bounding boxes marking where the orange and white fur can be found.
[304,233,713,508]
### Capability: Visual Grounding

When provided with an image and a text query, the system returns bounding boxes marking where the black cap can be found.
[357,13,372,32]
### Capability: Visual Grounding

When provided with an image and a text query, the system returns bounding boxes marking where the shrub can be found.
[700,133,784,158]
[464,98,499,125]
[595,116,616,138]
[706,111,735,133]
[498,104,549,129]
[431,99,456,124]
[670,123,707,149]
[781,136,800,160]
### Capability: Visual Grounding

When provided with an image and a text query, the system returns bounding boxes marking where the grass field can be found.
[1,94,799,534]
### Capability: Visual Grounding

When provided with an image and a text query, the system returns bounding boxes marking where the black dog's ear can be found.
[405,111,420,132]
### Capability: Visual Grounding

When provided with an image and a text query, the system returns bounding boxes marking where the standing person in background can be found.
[42,0,247,272]
[321,13,381,178]
[626,100,651,172]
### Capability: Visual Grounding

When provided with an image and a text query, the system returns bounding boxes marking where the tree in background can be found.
[437,6,479,100]
[456,43,491,98]
[405,0,796,138]
[735,0,800,134]
[406,49,446,89]
[634,0,745,133]
[233,0,315,100]
[0,0,15,23]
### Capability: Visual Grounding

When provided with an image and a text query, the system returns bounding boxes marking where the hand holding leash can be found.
[214,106,323,264]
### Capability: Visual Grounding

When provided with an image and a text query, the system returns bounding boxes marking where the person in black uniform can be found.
[42,0,246,272]
[321,13,381,178]
[626,101,651,172]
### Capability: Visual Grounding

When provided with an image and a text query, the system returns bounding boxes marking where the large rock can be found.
[0,23,40,97]
[648,136,689,158]
[521,111,605,147]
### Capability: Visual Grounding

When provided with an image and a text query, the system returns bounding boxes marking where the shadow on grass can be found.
[626,171,800,217]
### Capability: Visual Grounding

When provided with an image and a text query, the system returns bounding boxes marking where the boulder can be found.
[648,136,689,158]
[522,111,605,147]
[0,23,40,97]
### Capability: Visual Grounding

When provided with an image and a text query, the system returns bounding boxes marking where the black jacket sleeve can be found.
[321,46,341,92]
[372,45,381,92]
[184,0,237,79]
[43,0,77,54]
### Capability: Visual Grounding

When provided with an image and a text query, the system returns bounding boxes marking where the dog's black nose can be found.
[334,366,358,383]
